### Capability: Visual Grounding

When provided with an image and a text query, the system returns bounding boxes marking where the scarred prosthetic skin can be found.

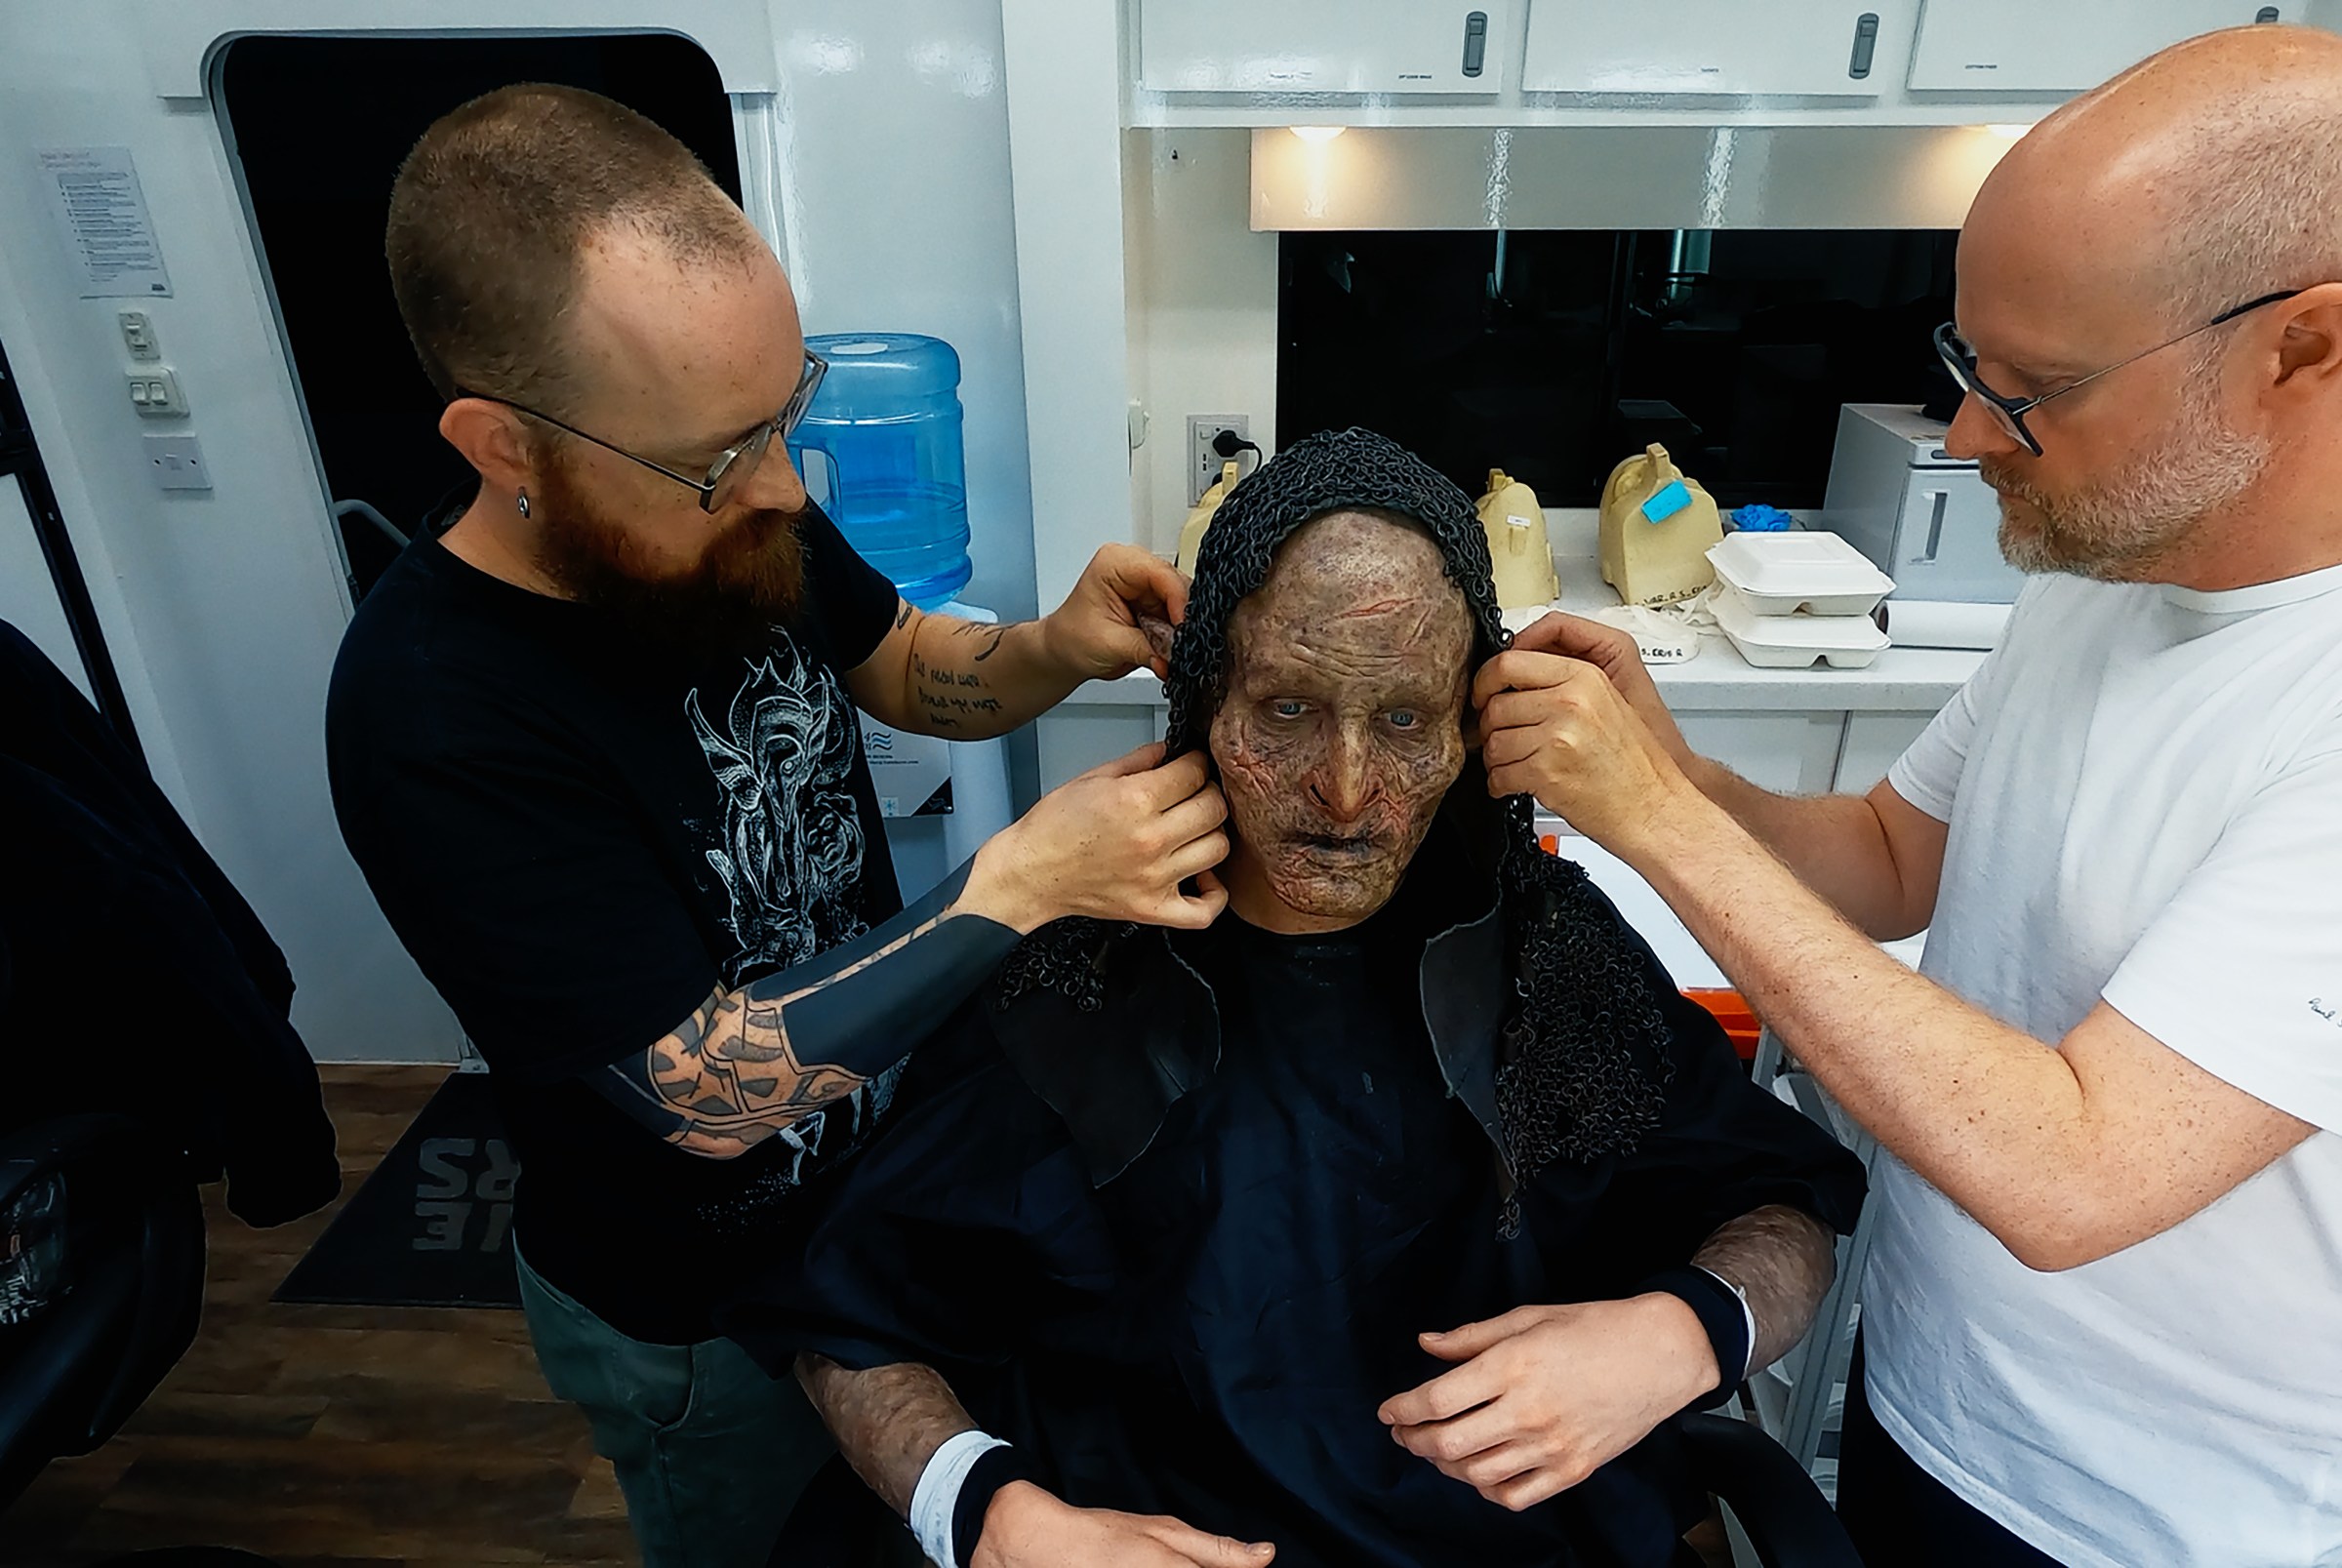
[1209,510,1476,932]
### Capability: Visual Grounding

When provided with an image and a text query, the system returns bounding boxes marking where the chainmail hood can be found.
[1002,427,1674,1226]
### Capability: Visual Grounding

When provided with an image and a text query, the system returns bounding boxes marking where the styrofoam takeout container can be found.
[1707,531,1895,618]
[1711,583,1890,668]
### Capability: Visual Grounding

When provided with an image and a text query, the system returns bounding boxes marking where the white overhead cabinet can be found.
[1134,0,1513,94]
[1907,0,2296,93]
[1521,0,1918,98]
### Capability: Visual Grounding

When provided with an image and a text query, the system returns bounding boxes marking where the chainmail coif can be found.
[1001,427,1674,1228]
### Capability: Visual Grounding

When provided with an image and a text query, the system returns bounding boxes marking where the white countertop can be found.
[1063,544,1988,714]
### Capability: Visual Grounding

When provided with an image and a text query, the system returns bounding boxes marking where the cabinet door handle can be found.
[1917,489,1948,564]
[1848,12,1880,79]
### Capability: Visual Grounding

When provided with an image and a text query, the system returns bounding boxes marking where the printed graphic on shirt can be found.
[687,633,870,987]
[702,1056,908,1228]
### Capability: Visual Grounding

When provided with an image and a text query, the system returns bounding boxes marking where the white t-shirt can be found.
[1868,562,2342,1568]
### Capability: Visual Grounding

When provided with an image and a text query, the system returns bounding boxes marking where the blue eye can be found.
[1272,700,1306,719]
[1388,710,1419,730]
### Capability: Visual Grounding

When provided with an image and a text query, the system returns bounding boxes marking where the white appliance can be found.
[1822,403,2023,605]
[1136,0,1512,94]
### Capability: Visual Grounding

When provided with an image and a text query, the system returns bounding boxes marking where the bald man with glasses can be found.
[1473,26,2342,1568]
[327,87,1229,1567]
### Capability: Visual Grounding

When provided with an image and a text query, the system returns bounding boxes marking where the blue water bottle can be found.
[789,334,974,611]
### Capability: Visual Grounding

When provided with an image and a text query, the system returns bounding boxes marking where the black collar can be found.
[988,801,1517,1186]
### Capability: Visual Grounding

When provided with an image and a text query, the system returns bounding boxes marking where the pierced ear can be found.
[438,397,538,495]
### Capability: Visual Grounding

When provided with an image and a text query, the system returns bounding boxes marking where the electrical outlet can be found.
[143,433,211,492]
[1187,414,1250,504]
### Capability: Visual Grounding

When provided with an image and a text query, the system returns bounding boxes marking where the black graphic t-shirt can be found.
[326,501,903,1343]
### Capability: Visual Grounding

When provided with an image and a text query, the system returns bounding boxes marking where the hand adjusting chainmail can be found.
[999,427,1674,1228]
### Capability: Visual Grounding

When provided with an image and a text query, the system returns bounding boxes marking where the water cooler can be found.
[790,334,1014,901]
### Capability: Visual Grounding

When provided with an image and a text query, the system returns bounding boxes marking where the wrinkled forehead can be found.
[1223,509,1474,688]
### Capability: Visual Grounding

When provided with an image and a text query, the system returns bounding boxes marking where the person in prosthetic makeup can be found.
[720,429,1866,1568]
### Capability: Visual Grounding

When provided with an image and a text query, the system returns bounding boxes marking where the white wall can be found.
[1121,128,1279,555]
[0,0,1044,1060]
[774,1,1040,628]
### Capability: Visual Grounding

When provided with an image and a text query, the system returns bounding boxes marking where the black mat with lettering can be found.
[273,1070,522,1309]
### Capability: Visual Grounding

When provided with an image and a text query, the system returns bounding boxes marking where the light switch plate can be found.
[117,310,161,361]
[127,366,188,417]
[143,433,212,492]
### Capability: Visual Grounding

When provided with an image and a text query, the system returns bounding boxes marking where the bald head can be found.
[1941,25,2342,589]
[1977,25,2342,329]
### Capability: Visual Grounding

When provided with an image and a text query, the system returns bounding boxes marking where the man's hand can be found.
[1472,648,1700,858]
[1378,1298,1718,1512]
[959,744,1230,934]
[1042,545,1191,683]
[1506,613,1696,772]
[972,1482,1273,1568]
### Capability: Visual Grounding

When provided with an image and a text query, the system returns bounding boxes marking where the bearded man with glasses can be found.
[326,84,1229,1568]
[1472,25,2342,1568]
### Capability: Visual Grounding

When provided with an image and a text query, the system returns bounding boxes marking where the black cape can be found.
[724,820,1863,1568]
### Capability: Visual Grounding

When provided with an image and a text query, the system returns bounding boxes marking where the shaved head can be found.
[1951,24,2342,586]
[2001,25,2342,328]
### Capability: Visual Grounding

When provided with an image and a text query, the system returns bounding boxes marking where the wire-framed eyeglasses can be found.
[1933,292,2299,457]
[461,349,828,514]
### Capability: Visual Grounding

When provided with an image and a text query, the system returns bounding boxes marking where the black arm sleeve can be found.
[586,857,1022,1137]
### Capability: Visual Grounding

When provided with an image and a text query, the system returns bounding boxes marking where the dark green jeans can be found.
[514,1241,834,1568]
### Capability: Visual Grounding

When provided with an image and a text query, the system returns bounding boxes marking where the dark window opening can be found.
[1278,228,1963,511]
[217,34,741,601]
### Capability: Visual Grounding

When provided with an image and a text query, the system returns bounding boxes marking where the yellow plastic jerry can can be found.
[1598,444,1722,606]
[1175,459,1243,579]
[1474,468,1559,611]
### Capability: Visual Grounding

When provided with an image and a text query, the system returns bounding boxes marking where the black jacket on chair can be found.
[0,621,337,1227]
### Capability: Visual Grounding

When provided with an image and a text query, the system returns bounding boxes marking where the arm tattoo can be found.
[1690,1203,1839,1373]
[797,1353,976,1519]
[909,646,1005,732]
[600,911,948,1158]
[894,599,914,630]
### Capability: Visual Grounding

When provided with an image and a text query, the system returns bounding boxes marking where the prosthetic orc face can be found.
[1209,509,1475,929]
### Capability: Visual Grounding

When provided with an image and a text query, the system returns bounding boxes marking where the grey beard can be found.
[1985,389,2270,583]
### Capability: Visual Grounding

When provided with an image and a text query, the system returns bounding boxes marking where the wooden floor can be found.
[1,1066,638,1568]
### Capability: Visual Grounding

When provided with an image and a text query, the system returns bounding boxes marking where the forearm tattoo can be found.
[1690,1203,1839,1373]
[796,1353,976,1518]
[599,911,947,1156]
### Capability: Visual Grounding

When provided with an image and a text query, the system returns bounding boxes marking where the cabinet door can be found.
[1035,705,1162,792]
[1679,712,1847,796]
[1524,0,1913,97]
[1138,0,1510,95]
[1907,0,2294,94]
[1836,711,1935,796]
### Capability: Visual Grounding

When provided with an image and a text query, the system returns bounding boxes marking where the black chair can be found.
[0,1113,207,1510]
[1676,1410,1864,1568]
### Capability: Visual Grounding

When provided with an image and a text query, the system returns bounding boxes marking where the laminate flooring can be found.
[1,1066,636,1568]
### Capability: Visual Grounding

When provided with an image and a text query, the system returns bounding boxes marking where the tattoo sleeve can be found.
[796,1353,976,1519]
[592,861,1019,1158]
[1690,1203,1839,1373]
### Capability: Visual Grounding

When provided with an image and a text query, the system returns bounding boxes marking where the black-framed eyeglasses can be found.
[1933,292,2299,457]
[460,349,828,514]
